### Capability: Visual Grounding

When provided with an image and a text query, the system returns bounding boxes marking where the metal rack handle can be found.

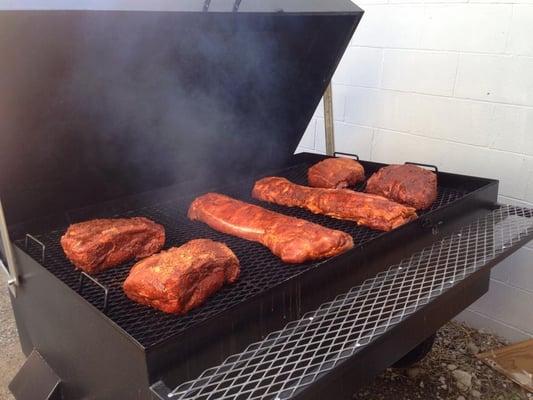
[233,0,242,11]
[203,0,242,12]
[25,234,46,264]
[405,161,439,173]
[334,152,360,161]
[78,272,109,313]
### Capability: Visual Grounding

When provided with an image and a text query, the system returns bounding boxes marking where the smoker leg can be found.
[9,349,62,400]
[392,333,437,368]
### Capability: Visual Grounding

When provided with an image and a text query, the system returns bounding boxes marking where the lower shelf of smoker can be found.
[151,204,533,400]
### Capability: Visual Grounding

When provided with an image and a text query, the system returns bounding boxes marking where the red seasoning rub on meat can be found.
[123,239,240,314]
[308,157,365,189]
[188,193,354,264]
[60,217,165,274]
[366,164,438,210]
[253,177,417,232]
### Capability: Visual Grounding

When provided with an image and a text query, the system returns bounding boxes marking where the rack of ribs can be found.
[123,239,240,314]
[307,157,365,189]
[253,177,417,232]
[188,193,354,264]
[366,164,437,210]
[61,217,165,274]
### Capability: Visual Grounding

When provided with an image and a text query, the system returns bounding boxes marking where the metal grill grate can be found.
[15,161,467,348]
[158,205,533,400]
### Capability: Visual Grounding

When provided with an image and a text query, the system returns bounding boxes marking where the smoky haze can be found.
[60,12,297,194]
[0,8,351,227]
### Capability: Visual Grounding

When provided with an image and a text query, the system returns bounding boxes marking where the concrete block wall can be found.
[296,0,533,342]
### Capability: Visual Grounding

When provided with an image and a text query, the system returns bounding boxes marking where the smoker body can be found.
[10,249,151,400]
[8,152,521,400]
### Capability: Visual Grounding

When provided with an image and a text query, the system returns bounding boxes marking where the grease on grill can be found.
[15,162,466,348]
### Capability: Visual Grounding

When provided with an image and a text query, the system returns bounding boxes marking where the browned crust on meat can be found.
[123,239,240,314]
[366,164,437,210]
[60,217,165,274]
[253,177,417,232]
[308,158,365,189]
[188,193,353,264]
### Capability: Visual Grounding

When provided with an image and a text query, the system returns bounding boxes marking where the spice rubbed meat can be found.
[253,177,417,232]
[123,239,240,314]
[366,164,437,210]
[61,217,165,274]
[308,157,365,189]
[188,193,354,264]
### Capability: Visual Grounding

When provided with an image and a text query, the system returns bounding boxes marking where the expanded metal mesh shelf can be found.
[152,205,533,400]
[15,160,467,348]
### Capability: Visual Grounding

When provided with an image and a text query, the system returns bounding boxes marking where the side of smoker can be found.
[8,153,533,399]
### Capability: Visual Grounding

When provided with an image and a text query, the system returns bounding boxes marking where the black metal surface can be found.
[9,249,152,400]
[15,158,484,350]
[8,350,62,400]
[392,334,437,368]
[1,0,363,13]
[0,7,362,228]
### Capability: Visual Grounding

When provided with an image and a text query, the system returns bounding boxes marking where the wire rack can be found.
[15,161,467,348]
[153,205,533,400]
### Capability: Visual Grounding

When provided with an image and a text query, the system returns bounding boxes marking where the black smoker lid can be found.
[0,1,363,228]
[2,0,361,13]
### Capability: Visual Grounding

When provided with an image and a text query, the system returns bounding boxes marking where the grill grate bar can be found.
[158,205,533,400]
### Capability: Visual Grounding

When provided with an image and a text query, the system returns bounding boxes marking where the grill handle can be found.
[78,272,109,313]
[203,0,242,12]
[334,152,360,161]
[233,0,242,11]
[0,199,19,296]
[25,234,46,264]
[405,161,439,173]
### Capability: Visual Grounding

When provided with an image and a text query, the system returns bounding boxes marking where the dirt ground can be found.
[354,322,532,400]
[0,276,24,400]
[1,274,531,399]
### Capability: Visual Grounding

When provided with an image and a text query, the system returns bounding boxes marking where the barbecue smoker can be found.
[1,1,532,399]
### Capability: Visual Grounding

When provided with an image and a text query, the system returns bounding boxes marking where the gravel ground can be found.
[0,277,530,399]
[0,275,24,400]
[354,322,532,400]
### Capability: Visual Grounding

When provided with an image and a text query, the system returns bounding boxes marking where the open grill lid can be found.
[0,0,363,227]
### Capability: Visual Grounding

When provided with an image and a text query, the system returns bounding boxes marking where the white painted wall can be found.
[297,0,533,342]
